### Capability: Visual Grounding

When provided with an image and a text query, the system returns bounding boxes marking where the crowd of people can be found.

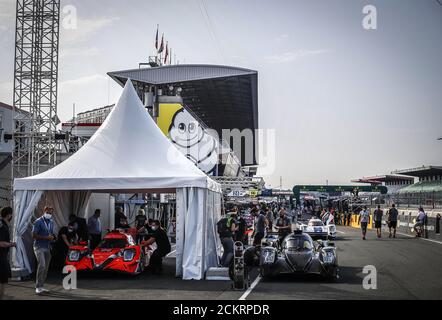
[217,203,294,267]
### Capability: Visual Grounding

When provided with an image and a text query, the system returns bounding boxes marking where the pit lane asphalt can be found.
[4,226,442,300]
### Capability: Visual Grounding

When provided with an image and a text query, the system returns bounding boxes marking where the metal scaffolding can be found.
[13,0,61,178]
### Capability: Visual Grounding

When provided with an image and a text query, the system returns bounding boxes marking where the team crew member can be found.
[387,204,399,238]
[253,208,267,246]
[69,214,88,242]
[114,207,127,229]
[88,209,102,249]
[275,208,292,246]
[0,207,15,300]
[134,209,148,243]
[373,205,383,238]
[53,222,78,269]
[217,212,236,267]
[145,220,171,274]
[359,206,370,240]
[32,206,56,295]
[266,207,273,231]
[235,213,247,245]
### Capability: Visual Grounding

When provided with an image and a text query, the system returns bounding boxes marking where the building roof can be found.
[108,64,259,166]
[393,166,442,177]
[352,174,414,184]
[108,64,257,85]
[0,102,30,115]
[0,102,13,110]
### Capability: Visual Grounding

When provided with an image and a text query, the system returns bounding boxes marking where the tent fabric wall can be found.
[12,190,44,273]
[175,187,221,280]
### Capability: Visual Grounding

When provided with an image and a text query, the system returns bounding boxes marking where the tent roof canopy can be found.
[14,80,221,193]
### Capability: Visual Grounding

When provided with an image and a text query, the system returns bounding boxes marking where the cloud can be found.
[0,0,16,32]
[59,74,108,92]
[61,16,120,44]
[264,49,331,64]
[275,33,289,42]
[0,81,13,104]
[60,46,101,58]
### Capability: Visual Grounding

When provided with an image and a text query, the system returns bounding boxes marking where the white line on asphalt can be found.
[166,250,176,257]
[394,232,442,245]
[166,245,177,257]
[239,275,261,301]
[336,230,346,234]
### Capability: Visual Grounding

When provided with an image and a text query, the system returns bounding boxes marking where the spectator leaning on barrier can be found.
[387,204,398,238]
[374,205,383,238]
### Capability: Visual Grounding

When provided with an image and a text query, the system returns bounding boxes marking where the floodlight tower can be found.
[12,0,61,178]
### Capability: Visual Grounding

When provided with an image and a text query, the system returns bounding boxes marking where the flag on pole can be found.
[155,25,159,50]
[158,34,164,53]
[164,42,169,64]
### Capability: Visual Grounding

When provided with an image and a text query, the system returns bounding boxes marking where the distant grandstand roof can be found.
[108,64,259,166]
[352,174,414,184]
[108,64,257,85]
[393,166,442,177]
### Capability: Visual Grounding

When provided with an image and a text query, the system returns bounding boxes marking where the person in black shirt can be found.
[145,220,171,273]
[53,222,78,270]
[115,207,127,229]
[69,214,89,242]
[235,213,247,245]
[0,207,16,299]
[135,209,148,243]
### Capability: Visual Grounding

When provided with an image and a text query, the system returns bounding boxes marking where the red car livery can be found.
[66,229,155,275]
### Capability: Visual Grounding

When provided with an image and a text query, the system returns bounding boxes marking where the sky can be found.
[0,0,441,188]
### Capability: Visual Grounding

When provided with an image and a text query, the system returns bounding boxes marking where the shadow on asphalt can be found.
[42,257,232,293]
[260,265,363,285]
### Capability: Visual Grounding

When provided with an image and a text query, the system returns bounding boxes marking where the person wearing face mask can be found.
[145,220,171,274]
[0,207,16,300]
[53,222,78,270]
[32,206,56,295]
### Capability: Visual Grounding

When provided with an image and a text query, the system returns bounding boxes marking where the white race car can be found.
[299,218,336,240]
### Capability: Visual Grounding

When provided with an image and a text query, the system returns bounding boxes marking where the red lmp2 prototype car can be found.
[66,229,155,275]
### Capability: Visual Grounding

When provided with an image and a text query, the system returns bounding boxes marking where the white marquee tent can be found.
[12,80,222,280]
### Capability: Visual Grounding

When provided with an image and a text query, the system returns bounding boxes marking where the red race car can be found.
[66,229,156,275]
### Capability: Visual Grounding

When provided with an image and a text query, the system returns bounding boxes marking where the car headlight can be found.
[323,251,334,263]
[263,250,276,264]
[123,249,136,262]
[68,250,80,262]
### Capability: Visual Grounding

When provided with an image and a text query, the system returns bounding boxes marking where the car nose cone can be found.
[285,250,312,271]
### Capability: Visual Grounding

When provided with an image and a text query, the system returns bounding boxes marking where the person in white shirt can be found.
[359,206,370,240]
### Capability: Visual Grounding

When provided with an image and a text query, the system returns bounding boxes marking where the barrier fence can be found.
[335,210,441,240]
